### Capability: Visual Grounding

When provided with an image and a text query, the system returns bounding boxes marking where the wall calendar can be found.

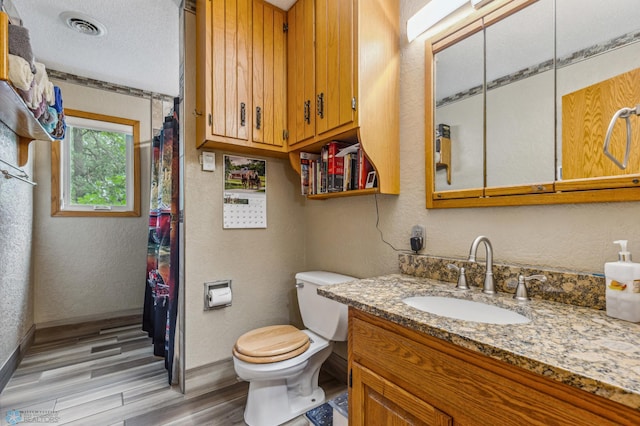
[223,155,267,229]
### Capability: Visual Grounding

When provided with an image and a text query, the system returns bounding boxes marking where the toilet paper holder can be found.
[204,280,232,310]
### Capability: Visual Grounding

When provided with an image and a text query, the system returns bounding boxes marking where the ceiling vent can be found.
[60,12,107,37]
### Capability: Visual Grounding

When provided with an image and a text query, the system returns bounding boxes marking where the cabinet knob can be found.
[256,106,261,130]
[240,102,246,127]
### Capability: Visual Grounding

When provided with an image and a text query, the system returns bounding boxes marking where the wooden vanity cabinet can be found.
[196,0,288,156]
[349,309,640,426]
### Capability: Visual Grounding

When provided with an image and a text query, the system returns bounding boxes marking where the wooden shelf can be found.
[0,12,53,166]
[307,188,378,200]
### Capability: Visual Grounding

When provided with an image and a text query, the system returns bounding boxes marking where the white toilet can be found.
[232,271,353,426]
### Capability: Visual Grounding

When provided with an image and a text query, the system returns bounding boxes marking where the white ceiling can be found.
[10,0,181,96]
[7,0,295,97]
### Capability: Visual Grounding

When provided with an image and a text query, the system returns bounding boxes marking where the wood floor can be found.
[0,318,347,425]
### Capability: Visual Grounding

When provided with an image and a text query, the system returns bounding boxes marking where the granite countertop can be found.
[318,274,640,411]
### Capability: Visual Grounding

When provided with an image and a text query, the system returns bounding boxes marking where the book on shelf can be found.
[300,141,375,195]
[357,147,373,189]
[299,152,320,195]
[327,141,351,192]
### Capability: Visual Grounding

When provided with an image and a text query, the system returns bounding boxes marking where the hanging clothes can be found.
[143,97,180,384]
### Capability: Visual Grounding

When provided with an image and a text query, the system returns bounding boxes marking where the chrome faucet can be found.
[468,236,496,295]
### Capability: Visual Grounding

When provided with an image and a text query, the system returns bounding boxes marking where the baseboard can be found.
[0,325,35,393]
[185,358,240,398]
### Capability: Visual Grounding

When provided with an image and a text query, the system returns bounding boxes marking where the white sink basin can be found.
[402,296,530,325]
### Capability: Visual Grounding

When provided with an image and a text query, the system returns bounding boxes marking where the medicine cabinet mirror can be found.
[426,0,640,208]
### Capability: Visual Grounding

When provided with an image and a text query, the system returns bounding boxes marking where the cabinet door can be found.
[210,0,251,141]
[286,0,315,146]
[350,362,452,426]
[315,0,355,135]
[252,0,287,147]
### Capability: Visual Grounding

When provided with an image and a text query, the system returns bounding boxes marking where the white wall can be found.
[32,81,152,325]
[0,125,34,372]
[304,0,640,277]
[183,10,307,370]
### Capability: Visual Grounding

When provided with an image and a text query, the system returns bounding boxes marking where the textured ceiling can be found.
[11,0,180,96]
[8,0,297,97]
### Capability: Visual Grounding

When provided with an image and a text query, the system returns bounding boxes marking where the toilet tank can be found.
[295,271,354,342]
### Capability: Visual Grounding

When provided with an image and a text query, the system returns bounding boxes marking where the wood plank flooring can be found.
[0,319,346,425]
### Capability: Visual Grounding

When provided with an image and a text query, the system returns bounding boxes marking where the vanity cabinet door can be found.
[351,362,452,426]
[252,0,287,147]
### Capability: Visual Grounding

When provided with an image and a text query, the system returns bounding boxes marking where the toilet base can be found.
[242,344,332,426]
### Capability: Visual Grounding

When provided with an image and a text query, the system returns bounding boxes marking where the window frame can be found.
[51,109,141,217]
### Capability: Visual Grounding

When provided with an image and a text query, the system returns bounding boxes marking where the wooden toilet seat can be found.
[233,325,311,364]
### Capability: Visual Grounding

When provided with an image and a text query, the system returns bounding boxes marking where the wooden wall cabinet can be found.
[196,0,400,196]
[287,0,400,197]
[252,0,287,147]
[286,0,316,147]
[349,309,640,425]
[196,0,288,156]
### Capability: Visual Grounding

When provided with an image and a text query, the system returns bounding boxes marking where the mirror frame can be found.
[425,0,640,208]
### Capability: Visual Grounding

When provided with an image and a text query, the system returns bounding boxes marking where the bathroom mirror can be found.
[426,0,640,208]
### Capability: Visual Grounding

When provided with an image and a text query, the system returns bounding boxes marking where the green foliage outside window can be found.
[68,126,129,206]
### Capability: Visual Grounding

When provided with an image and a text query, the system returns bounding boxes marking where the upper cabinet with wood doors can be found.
[252,1,287,148]
[287,0,400,197]
[196,0,288,157]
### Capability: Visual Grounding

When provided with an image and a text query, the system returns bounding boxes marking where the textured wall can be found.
[304,0,640,277]
[183,11,306,370]
[0,124,34,370]
[32,81,153,324]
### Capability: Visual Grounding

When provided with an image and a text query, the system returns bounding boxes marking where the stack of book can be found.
[299,142,375,195]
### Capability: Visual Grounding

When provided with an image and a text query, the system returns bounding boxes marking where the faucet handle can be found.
[514,274,547,301]
[447,263,471,290]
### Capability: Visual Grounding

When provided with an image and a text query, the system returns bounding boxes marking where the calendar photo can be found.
[223,155,267,229]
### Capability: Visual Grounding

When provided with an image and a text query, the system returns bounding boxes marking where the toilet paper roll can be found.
[208,288,232,308]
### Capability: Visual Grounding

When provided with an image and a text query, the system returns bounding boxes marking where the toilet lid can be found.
[234,325,310,364]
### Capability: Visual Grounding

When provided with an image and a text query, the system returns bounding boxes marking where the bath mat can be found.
[305,392,348,426]
[305,402,333,426]
[328,391,348,418]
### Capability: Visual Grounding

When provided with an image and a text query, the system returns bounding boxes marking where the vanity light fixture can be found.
[407,0,494,42]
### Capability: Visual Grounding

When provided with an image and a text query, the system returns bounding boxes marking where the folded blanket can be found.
[53,86,64,114]
[8,24,36,73]
[52,111,66,140]
[39,104,57,125]
[40,106,59,134]
[34,62,55,105]
[30,97,47,120]
[16,75,35,107]
[8,54,35,91]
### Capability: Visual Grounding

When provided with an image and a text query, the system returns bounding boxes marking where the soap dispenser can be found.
[605,240,640,322]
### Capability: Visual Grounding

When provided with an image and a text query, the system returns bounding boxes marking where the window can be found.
[51,109,141,217]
